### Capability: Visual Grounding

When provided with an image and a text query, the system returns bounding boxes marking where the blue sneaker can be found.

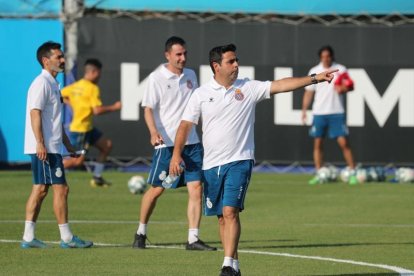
[60,235,93,249]
[21,238,47,249]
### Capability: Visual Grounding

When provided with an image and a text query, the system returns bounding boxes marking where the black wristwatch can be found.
[310,73,318,84]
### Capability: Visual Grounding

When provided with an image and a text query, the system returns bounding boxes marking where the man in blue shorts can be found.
[170,44,336,275]
[131,36,215,251]
[302,46,357,185]
[22,41,93,249]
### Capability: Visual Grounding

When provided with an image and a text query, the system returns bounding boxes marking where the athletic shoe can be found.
[90,176,111,188]
[186,239,217,251]
[220,266,237,276]
[308,176,320,185]
[349,175,358,185]
[60,235,93,248]
[132,233,147,249]
[21,238,47,249]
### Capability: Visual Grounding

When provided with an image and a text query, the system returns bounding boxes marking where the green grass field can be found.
[0,170,413,275]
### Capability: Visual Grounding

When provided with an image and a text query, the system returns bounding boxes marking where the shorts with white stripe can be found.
[30,154,67,185]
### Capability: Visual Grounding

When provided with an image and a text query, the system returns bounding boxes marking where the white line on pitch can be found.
[1,220,414,228]
[0,239,413,275]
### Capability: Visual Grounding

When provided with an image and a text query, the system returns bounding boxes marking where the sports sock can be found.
[232,259,239,272]
[58,223,73,243]
[222,256,233,268]
[137,223,147,235]
[93,162,105,177]
[188,228,199,244]
[23,221,36,242]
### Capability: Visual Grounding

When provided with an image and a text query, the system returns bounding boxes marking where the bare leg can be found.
[139,186,165,224]
[94,137,112,163]
[186,181,202,229]
[52,185,69,224]
[337,136,355,169]
[25,185,49,222]
[222,206,241,259]
[313,138,324,170]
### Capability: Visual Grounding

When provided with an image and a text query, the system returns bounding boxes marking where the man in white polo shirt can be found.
[22,41,92,249]
[132,36,215,251]
[169,44,336,276]
[302,46,357,185]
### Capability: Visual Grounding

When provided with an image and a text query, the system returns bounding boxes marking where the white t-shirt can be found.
[24,70,63,154]
[142,64,200,147]
[182,78,271,170]
[306,62,347,115]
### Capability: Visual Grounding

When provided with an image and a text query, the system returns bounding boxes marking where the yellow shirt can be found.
[61,79,102,132]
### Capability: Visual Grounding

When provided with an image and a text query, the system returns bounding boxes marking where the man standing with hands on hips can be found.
[22,41,93,249]
[169,44,337,276]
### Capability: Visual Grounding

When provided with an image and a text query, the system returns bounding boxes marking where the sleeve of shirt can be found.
[250,80,271,102]
[28,79,48,111]
[90,85,103,108]
[141,75,159,109]
[181,91,201,125]
[305,69,316,91]
[61,86,70,98]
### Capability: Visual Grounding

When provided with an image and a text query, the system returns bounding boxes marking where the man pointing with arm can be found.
[170,44,336,276]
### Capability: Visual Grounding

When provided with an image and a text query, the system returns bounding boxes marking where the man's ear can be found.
[41,56,49,67]
[213,62,220,74]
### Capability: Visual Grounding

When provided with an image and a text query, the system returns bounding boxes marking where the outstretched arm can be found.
[270,69,337,95]
[169,120,194,176]
[93,101,122,115]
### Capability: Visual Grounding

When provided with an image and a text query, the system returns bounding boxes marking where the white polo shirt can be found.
[182,78,271,170]
[142,64,200,147]
[24,69,63,154]
[306,62,347,115]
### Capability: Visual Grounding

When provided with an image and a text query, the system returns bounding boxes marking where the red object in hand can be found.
[334,72,354,93]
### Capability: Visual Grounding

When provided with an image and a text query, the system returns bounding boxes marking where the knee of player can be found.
[106,139,113,151]
[32,185,49,199]
[217,215,225,225]
[222,208,239,221]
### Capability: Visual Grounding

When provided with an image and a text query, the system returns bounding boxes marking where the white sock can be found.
[188,228,199,244]
[222,256,233,268]
[23,221,36,242]
[233,259,239,272]
[58,223,73,243]
[137,223,147,235]
[93,163,105,177]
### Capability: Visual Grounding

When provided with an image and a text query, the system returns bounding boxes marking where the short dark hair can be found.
[165,36,186,52]
[318,45,335,59]
[209,44,237,74]
[84,58,102,69]
[36,41,62,67]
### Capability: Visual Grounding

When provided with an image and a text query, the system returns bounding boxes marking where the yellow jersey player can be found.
[61,59,121,187]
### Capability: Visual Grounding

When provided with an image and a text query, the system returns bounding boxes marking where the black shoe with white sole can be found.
[132,233,146,249]
[186,239,217,251]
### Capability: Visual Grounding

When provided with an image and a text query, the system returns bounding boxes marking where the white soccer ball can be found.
[328,165,339,182]
[395,168,414,183]
[128,175,147,194]
[340,167,355,183]
[317,167,331,183]
[356,168,368,183]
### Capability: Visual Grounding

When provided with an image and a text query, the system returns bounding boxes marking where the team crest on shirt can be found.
[55,167,63,178]
[186,79,193,89]
[234,88,244,101]
[206,197,213,209]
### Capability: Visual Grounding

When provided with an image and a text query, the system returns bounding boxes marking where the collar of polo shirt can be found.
[160,63,184,79]
[41,69,59,86]
[209,77,239,91]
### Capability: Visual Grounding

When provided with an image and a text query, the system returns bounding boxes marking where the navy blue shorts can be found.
[202,160,254,216]
[30,154,67,185]
[310,113,349,139]
[69,128,103,150]
[147,143,203,189]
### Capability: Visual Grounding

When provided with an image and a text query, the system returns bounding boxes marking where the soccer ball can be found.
[395,168,414,183]
[328,165,339,182]
[356,168,368,183]
[128,175,147,194]
[340,167,355,183]
[317,167,331,183]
